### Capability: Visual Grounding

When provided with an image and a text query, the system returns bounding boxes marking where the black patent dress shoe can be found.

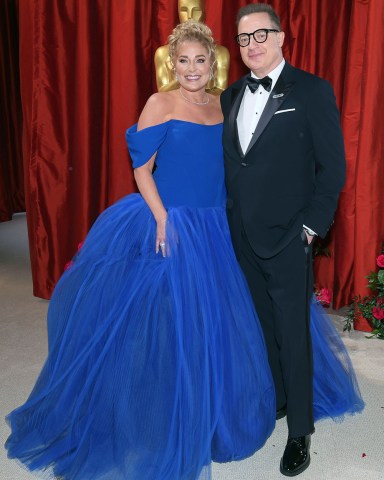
[280,434,311,476]
[276,405,287,420]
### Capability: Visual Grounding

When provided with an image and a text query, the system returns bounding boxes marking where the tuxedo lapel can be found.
[228,78,247,158]
[245,68,295,156]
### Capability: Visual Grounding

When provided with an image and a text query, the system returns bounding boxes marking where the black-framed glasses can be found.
[235,28,280,47]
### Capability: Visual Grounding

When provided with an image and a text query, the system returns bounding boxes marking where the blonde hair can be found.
[168,20,216,70]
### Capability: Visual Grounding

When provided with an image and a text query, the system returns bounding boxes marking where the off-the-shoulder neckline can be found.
[131,119,223,133]
[166,119,223,127]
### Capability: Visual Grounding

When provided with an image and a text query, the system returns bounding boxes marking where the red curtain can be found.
[10,0,384,301]
[0,0,24,221]
[313,0,384,307]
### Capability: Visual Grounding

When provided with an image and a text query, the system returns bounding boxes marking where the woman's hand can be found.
[156,217,167,257]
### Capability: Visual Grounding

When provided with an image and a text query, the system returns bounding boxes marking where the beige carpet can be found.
[1,213,383,479]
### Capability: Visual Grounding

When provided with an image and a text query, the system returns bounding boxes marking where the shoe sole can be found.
[279,455,311,477]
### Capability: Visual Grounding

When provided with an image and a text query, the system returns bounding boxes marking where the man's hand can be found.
[305,231,315,245]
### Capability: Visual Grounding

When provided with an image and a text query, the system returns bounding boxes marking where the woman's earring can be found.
[175,73,179,82]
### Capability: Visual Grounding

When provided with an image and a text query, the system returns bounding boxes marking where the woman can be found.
[5,21,362,480]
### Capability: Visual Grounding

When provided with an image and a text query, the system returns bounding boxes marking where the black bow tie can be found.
[246,75,272,93]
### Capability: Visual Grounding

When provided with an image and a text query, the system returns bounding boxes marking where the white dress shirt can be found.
[237,59,285,154]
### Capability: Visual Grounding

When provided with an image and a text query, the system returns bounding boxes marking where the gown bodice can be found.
[126,119,226,208]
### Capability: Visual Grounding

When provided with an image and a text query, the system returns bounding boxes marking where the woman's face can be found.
[174,41,211,91]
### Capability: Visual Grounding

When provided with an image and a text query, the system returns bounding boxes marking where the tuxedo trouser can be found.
[237,229,315,438]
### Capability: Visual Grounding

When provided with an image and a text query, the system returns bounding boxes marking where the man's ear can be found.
[277,31,285,48]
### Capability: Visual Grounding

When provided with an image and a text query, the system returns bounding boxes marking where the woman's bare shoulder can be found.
[207,94,224,122]
[138,92,177,130]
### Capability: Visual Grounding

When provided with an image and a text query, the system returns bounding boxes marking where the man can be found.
[221,3,346,477]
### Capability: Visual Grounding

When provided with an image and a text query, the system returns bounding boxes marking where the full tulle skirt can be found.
[5,194,364,479]
[5,194,276,480]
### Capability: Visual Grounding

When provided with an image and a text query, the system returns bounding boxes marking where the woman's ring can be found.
[159,242,165,247]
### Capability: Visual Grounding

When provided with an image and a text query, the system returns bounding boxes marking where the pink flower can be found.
[376,254,384,268]
[316,288,331,306]
[372,306,384,321]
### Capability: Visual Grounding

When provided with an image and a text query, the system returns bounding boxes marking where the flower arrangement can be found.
[344,245,384,339]
[315,287,331,307]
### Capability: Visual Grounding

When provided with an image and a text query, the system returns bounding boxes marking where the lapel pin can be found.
[272,93,284,98]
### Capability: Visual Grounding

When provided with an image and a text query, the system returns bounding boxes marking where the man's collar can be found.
[251,59,285,87]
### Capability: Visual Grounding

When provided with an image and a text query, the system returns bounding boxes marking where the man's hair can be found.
[236,3,281,31]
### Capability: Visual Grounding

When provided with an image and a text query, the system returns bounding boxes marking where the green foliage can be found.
[344,244,384,340]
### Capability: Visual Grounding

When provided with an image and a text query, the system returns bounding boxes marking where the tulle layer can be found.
[5,194,276,480]
[311,301,364,421]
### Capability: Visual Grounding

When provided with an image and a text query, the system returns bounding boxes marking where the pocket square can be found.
[274,108,296,115]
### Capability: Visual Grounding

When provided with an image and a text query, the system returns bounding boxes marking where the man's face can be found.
[178,0,204,23]
[238,12,284,77]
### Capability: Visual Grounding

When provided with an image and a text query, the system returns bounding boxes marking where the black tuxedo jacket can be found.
[221,62,346,258]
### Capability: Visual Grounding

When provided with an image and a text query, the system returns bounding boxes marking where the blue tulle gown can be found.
[5,120,363,480]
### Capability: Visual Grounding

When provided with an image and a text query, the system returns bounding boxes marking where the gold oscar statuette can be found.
[154,0,229,95]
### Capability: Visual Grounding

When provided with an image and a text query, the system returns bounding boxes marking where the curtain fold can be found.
[12,0,384,301]
[314,0,384,308]
[19,0,155,297]
[0,0,24,222]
